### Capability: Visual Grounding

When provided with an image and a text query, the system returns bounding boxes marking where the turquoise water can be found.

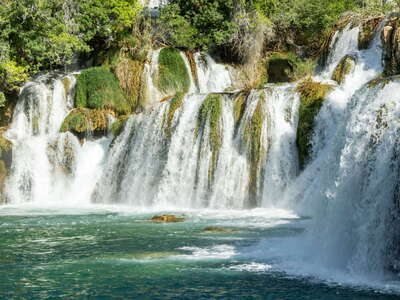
[0,206,398,300]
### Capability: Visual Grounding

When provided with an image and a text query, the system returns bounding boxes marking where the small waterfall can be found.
[4,74,110,205]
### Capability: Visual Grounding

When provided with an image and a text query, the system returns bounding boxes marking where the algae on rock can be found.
[60,108,112,138]
[164,92,185,138]
[195,93,223,188]
[332,55,356,84]
[243,95,267,206]
[296,78,333,169]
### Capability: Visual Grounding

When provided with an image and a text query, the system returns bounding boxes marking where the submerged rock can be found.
[151,215,185,223]
[331,55,356,84]
[202,227,237,233]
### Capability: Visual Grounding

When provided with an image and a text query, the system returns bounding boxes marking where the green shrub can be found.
[331,55,355,84]
[0,92,5,108]
[155,48,190,95]
[296,78,333,168]
[75,67,130,114]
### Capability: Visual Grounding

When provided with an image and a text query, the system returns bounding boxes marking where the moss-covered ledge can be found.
[296,78,333,169]
[75,67,131,115]
[60,108,114,139]
[154,48,191,96]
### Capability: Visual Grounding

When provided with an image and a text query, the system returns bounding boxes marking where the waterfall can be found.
[265,20,400,281]
[94,87,298,209]
[4,74,110,205]
[3,14,400,285]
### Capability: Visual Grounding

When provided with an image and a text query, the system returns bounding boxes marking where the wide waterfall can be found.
[3,16,400,292]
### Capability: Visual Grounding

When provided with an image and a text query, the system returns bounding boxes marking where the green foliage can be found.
[155,48,190,95]
[75,67,130,114]
[60,108,110,134]
[158,0,238,50]
[0,61,29,92]
[196,94,223,187]
[0,0,141,93]
[0,92,5,108]
[164,92,185,138]
[296,78,333,168]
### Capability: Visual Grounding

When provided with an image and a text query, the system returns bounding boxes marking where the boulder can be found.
[151,215,185,223]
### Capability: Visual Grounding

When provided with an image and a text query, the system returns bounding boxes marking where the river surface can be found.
[0,205,398,300]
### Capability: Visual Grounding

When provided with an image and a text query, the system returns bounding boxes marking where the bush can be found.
[164,92,185,138]
[155,48,190,95]
[75,67,130,114]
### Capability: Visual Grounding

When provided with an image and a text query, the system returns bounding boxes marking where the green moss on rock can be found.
[110,116,129,137]
[244,95,266,205]
[196,94,223,187]
[332,55,356,84]
[75,67,130,115]
[60,108,112,137]
[164,92,185,138]
[233,92,248,126]
[155,48,191,95]
[296,78,333,169]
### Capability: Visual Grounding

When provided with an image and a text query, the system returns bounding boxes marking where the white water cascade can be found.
[4,74,110,206]
[258,20,400,283]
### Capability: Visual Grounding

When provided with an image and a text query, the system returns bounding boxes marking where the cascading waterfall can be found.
[266,20,400,282]
[4,74,110,205]
[94,86,299,209]
[3,14,400,286]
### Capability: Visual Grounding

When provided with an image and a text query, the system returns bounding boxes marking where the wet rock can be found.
[267,57,294,83]
[358,16,383,50]
[381,17,400,76]
[151,215,185,223]
[331,55,356,84]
